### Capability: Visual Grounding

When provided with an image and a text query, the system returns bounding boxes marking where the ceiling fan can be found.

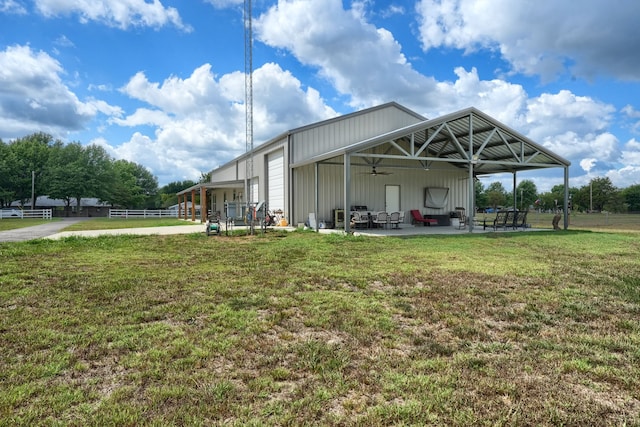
[459,174,482,182]
[362,165,392,176]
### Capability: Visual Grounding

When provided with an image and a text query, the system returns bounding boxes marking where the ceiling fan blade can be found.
[370,166,391,176]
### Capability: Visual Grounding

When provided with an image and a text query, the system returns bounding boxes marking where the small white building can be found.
[178,102,571,231]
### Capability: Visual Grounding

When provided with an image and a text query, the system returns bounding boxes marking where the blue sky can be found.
[1,0,640,192]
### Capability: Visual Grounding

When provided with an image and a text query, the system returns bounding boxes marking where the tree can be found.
[82,145,115,206]
[45,141,86,216]
[44,142,116,215]
[622,184,640,212]
[474,180,487,211]
[108,160,159,209]
[515,180,538,211]
[485,182,508,210]
[0,140,18,207]
[199,171,211,183]
[587,177,619,212]
[7,133,53,207]
[159,180,196,208]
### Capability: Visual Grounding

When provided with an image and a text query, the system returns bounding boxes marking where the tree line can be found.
[476,177,640,213]
[0,133,199,212]
[3,133,639,214]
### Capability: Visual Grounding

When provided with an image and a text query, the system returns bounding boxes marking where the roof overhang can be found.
[176,180,244,196]
[290,107,570,174]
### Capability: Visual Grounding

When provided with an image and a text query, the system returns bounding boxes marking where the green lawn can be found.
[1,230,639,425]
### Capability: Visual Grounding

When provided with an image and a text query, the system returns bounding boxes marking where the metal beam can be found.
[344,154,351,233]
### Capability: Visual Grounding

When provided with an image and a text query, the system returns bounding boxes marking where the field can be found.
[1,226,640,425]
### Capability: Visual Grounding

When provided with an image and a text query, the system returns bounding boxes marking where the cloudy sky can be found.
[1,0,639,192]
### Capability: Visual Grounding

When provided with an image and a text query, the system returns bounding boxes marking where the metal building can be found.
[178,102,571,231]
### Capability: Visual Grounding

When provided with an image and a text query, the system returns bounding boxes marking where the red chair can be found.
[410,210,437,226]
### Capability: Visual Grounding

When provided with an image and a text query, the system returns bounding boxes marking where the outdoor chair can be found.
[372,211,389,229]
[350,211,369,229]
[388,211,401,229]
[455,207,467,229]
[514,209,529,229]
[488,210,508,230]
[410,209,437,226]
[504,210,517,230]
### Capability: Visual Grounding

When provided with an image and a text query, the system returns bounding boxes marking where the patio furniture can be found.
[489,210,517,230]
[372,211,389,228]
[350,211,369,229]
[410,209,437,226]
[514,209,529,229]
[455,207,467,229]
[487,210,506,230]
[388,211,401,228]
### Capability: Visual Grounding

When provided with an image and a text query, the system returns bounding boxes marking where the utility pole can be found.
[520,189,523,211]
[31,171,35,210]
[244,0,254,234]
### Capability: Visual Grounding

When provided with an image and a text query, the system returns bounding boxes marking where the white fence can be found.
[108,209,179,219]
[0,209,53,219]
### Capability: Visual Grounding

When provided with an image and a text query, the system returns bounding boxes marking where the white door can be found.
[251,179,259,206]
[385,185,400,213]
[267,150,285,212]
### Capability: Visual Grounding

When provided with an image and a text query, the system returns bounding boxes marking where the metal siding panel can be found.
[212,163,238,182]
[267,150,285,212]
[292,106,424,164]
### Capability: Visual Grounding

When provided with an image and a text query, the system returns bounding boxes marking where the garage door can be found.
[267,150,285,212]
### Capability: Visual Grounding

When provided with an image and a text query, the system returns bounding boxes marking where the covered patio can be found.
[294,107,571,233]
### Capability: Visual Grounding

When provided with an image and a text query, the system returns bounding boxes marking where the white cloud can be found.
[622,105,640,134]
[580,158,597,173]
[203,0,243,8]
[620,138,640,167]
[416,0,640,82]
[53,34,74,48]
[34,0,191,31]
[108,62,337,184]
[605,166,640,188]
[0,44,119,138]
[0,0,27,14]
[380,4,405,18]
[524,90,615,140]
[430,67,527,123]
[255,0,438,110]
[541,131,619,163]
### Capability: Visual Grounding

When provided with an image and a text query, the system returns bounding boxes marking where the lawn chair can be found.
[489,210,508,230]
[372,211,389,229]
[388,211,401,229]
[514,209,529,229]
[350,211,369,229]
[410,209,437,226]
[455,207,467,229]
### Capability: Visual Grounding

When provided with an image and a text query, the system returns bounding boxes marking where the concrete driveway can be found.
[0,218,91,243]
[0,218,204,243]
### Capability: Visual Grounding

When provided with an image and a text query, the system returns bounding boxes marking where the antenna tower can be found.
[244,0,254,234]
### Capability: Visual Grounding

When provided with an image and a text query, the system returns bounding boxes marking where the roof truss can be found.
[343,107,569,174]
